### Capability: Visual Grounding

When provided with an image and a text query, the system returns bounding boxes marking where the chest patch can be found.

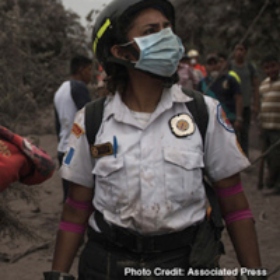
[90,142,113,158]
[217,104,234,132]
[169,114,195,138]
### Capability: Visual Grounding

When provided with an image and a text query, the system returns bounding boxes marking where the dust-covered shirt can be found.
[61,84,250,234]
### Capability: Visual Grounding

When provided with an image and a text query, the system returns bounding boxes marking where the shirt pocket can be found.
[93,156,127,212]
[163,147,204,207]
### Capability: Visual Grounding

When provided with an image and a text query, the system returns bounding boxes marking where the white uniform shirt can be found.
[54,80,90,153]
[61,84,250,234]
[54,81,76,153]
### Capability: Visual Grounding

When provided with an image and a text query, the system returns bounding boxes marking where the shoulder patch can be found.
[169,113,195,138]
[216,104,234,133]
[64,147,75,165]
[71,123,84,138]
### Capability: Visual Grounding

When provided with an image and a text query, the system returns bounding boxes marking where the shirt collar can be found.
[103,84,193,122]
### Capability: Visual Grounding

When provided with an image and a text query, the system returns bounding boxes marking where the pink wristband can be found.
[215,182,243,198]
[224,209,254,226]
[59,221,86,234]
[65,197,93,211]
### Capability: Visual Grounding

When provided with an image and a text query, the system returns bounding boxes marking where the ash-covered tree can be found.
[171,0,280,62]
[0,0,89,127]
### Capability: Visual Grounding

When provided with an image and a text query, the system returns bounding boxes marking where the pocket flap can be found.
[163,147,204,170]
[93,156,124,177]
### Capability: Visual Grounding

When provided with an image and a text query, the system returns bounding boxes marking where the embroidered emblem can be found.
[90,142,113,158]
[169,114,195,138]
[217,104,234,132]
[71,123,84,138]
[64,147,75,165]
[0,140,11,157]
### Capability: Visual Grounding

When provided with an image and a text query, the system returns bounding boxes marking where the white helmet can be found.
[187,49,199,58]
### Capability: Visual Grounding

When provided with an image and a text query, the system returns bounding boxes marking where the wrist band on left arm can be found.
[224,209,254,226]
[59,221,86,234]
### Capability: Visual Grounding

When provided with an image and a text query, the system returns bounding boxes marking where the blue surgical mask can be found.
[121,28,185,77]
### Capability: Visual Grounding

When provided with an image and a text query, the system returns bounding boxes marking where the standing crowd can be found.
[178,43,280,195]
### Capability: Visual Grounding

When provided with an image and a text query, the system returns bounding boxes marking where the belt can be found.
[92,210,198,253]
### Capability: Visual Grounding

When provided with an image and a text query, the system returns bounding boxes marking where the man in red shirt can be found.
[187,49,207,78]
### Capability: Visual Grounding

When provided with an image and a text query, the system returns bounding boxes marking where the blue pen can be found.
[113,136,118,158]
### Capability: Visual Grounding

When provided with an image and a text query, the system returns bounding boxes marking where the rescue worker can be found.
[44,1,266,279]
[54,55,92,201]
[187,49,207,78]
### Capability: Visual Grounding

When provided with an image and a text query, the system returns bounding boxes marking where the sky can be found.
[61,0,110,26]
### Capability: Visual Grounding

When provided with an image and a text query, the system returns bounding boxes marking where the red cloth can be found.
[193,64,207,77]
[0,139,31,191]
[0,126,55,191]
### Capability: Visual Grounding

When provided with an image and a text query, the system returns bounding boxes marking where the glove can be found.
[43,271,75,280]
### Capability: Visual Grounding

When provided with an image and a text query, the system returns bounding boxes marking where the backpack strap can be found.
[84,97,106,146]
[182,88,224,230]
[182,88,208,145]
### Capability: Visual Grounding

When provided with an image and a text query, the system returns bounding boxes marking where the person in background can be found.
[54,55,92,201]
[198,53,243,133]
[259,54,280,194]
[44,1,265,279]
[96,64,107,88]
[187,48,207,78]
[230,42,259,156]
[177,54,198,90]
[0,125,55,191]
[218,52,241,84]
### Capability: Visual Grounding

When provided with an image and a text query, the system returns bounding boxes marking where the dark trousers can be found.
[240,107,251,156]
[262,129,280,189]
[57,152,70,202]
[78,229,223,280]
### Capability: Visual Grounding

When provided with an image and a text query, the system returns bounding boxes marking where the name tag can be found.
[90,142,113,158]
